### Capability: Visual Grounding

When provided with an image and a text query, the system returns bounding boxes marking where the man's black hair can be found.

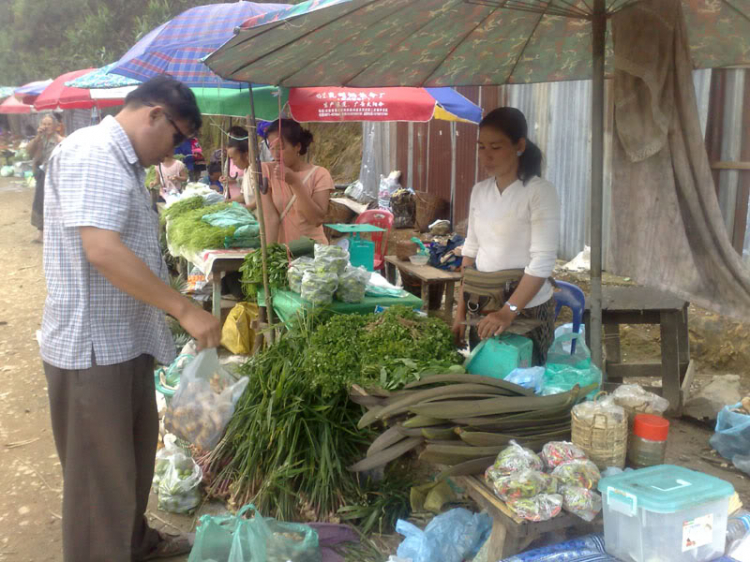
[124,75,202,134]
[207,161,222,175]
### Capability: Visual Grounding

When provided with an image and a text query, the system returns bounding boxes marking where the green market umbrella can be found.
[206,0,750,367]
[191,86,286,118]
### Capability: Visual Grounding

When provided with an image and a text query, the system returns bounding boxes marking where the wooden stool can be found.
[384,255,461,323]
[583,286,691,415]
[457,476,598,559]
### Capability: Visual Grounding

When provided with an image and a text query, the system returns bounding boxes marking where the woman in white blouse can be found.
[452,107,560,365]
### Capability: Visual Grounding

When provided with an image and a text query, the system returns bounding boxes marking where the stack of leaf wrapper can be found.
[163,196,260,257]
[199,306,462,521]
[351,376,597,480]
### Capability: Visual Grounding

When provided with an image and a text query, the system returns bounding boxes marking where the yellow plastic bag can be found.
[221,302,259,355]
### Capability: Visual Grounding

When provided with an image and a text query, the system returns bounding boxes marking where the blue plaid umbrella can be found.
[65,63,140,89]
[109,2,288,89]
[14,79,53,103]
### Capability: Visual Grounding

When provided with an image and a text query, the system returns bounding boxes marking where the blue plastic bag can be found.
[543,334,601,399]
[710,404,750,470]
[504,367,545,394]
[396,508,491,562]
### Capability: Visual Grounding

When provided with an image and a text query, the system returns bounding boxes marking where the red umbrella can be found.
[34,69,128,111]
[0,96,33,114]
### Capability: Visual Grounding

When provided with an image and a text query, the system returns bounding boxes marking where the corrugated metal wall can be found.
[391,73,713,261]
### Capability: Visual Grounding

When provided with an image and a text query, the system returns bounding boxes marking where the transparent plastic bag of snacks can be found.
[300,269,339,306]
[490,440,544,475]
[336,265,370,303]
[287,257,314,294]
[314,244,349,276]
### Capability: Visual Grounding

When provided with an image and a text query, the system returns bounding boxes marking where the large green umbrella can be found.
[191,86,287,118]
[206,0,750,367]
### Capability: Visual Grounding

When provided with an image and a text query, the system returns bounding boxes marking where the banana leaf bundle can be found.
[348,375,596,478]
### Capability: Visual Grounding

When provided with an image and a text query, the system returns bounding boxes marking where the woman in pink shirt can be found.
[151,154,187,200]
[259,119,334,246]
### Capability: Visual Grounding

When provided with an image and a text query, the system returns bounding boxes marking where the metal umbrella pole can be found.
[589,0,606,369]
[246,87,276,341]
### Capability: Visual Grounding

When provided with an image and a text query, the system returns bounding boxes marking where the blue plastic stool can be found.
[553,280,586,354]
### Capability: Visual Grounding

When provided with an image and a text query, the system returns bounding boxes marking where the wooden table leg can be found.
[603,323,621,364]
[660,310,682,416]
[583,310,591,348]
[483,518,508,561]
[211,274,222,320]
[444,281,456,324]
[421,280,430,312]
[677,305,690,371]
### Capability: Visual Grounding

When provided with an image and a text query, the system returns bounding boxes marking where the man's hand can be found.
[451,319,466,347]
[176,305,222,350]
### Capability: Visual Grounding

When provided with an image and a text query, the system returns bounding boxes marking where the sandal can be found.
[140,531,194,560]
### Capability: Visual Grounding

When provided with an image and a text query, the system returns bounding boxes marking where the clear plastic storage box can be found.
[598,465,734,562]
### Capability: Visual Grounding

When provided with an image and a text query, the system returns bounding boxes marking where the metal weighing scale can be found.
[324,223,385,271]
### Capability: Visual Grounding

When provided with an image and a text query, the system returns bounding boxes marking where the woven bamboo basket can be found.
[571,393,628,469]
[396,240,418,261]
[323,200,354,242]
[414,191,447,232]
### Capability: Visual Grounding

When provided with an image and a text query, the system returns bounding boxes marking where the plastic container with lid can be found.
[598,465,734,562]
[628,414,670,468]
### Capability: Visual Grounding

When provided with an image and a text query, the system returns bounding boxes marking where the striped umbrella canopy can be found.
[65,63,140,89]
[14,80,53,104]
[108,2,288,89]
[0,96,34,115]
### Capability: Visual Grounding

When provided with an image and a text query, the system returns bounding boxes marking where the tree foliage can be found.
[0,0,304,86]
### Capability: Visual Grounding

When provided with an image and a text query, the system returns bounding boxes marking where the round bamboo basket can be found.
[323,200,354,242]
[396,240,418,261]
[571,393,628,469]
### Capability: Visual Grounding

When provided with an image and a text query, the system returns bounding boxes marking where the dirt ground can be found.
[0,179,748,561]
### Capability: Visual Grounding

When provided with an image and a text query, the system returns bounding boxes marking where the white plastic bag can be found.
[336,265,370,303]
[153,436,203,514]
[164,349,249,451]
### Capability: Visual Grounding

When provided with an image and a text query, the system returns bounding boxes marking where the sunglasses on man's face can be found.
[145,103,189,147]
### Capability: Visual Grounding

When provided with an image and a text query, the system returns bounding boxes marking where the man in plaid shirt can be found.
[41,76,221,561]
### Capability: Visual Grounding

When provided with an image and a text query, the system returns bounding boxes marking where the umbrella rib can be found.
[465,0,588,18]
[224,0,382,83]
[546,0,592,18]
[502,4,549,83]
[721,0,750,24]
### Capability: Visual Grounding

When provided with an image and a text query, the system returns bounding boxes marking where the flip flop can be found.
[140,531,194,561]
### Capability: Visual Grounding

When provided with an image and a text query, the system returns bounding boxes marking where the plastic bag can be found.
[190,504,254,562]
[547,333,591,369]
[571,396,626,424]
[287,257,315,294]
[541,441,588,470]
[709,403,750,467]
[336,265,370,303]
[486,469,557,502]
[153,438,202,514]
[507,494,563,522]
[554,323,587,353]
[396,508,491,562]
[229,504,320,562]
[314,244,349,276]
[552,460,601,490]
[491,441,544,475]
[220,302,259,355]
[504,367,545,394]
[301,269,339,306]
[225,224,260,249]
[611,384,670,417]
[378,171,402,210]
[560,486,602,522]
[164,349,249,451]
[542,364,602,400]
[201,202,257,228]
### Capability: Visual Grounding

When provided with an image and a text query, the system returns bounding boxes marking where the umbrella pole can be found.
[590,0,606,369]
[246,87,276,341]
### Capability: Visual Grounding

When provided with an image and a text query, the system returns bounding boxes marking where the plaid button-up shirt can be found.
[41,116,176,370]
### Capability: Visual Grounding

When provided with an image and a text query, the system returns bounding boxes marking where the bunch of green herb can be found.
[145,165,158,191]
[166,202,234,253]
[238,243,289,299]
[205,314,372,521]
[338,466,413,535]
[160,195,204,225]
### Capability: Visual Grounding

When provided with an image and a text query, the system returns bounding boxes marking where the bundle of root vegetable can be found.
[349,374,597,479]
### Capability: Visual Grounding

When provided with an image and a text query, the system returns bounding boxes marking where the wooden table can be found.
[583,286,691,415]
[384,255,461,322]
[457,476,597,559]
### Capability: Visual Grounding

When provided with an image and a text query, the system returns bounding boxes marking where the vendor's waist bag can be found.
[462,267,524,314]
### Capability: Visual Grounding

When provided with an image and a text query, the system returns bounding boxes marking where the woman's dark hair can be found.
[125,75,202,133]
[480,107,543,184]
[52,113,63,123]
[227,126,249,154]
[265,119,314,156]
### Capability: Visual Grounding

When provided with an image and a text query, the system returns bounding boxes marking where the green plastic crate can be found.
[465,333,533,379]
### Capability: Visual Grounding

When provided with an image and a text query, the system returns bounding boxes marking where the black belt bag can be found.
[462,267,525,314]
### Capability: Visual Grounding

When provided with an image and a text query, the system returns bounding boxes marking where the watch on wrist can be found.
[504,302,521,316]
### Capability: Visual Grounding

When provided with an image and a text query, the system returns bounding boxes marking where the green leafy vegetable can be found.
[238,243,289,299]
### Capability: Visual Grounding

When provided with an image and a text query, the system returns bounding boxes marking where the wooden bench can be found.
[583,286,691,415]
[384,255,461,323]
[456,476,597,559]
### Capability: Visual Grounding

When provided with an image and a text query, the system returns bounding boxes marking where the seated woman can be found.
[222,126,255,209]
[451,107,560,366]
[199,161,224,193]
[259,119,334,245]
